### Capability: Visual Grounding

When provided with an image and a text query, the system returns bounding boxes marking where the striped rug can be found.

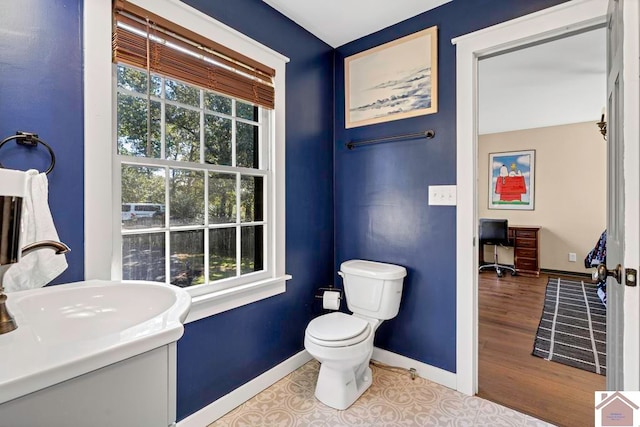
[532,277,606,375]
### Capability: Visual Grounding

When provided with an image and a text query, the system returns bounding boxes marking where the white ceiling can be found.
[262,0,452,48]
[479,28,606,135]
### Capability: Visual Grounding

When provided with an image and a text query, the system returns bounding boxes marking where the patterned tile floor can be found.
[210,361,555,426]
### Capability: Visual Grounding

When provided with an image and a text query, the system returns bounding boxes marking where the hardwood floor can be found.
[478,271,605,427]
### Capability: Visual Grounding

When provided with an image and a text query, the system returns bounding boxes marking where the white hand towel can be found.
[3,170,68,292]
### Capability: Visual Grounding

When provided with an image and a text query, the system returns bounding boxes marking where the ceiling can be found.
[262,0,452,48]
[479,27,606,135]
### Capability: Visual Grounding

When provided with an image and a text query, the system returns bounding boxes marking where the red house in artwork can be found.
[494,175,527,202]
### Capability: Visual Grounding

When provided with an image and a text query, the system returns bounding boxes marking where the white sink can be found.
[0,280,191,404]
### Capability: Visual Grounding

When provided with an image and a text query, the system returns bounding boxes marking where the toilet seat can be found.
[306,312,371,347]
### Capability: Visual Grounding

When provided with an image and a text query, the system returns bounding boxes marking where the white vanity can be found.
[0,280,191,427]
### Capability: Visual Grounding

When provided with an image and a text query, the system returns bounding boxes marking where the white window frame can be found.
[84,0,290,323]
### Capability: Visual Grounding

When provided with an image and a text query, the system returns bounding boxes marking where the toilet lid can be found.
[306,312,369,342]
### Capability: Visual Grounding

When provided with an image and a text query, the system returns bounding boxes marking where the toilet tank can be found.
[340,260,407,320]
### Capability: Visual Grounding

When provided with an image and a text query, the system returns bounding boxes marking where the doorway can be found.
[475,28,607,425]
[455,0,640,414]
[452,0,628,396]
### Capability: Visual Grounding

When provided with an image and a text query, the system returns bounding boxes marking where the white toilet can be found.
[304,259,407,410]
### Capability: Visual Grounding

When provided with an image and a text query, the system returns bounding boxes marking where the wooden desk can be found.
[479,225,541,276]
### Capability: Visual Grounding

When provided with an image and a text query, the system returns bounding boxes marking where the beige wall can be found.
[478,122,606,274]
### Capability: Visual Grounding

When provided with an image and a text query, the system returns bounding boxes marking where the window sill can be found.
[185,275,292,323]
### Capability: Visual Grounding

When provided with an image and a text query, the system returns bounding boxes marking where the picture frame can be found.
[488,150,535,210]
[344,26,438,129]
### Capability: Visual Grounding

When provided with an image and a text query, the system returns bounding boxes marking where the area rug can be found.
[532,277,606,375]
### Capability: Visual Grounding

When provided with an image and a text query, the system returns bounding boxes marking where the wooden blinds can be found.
[112,1,275,109]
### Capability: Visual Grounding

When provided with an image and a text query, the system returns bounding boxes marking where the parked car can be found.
[122,203,165,222]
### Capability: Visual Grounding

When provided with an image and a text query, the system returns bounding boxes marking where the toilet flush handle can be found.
[338,271,344,278]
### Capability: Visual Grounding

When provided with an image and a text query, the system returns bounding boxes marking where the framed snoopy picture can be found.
[488,150,535,210]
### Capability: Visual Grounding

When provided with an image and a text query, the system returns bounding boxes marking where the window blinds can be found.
[112,0,275,109]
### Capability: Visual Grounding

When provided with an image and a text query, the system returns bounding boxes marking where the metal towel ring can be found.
[0,132,56,175]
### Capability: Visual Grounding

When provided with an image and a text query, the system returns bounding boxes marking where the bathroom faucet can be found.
[0,240,70,335]
[0,180,72,334]
[20,240,70,257]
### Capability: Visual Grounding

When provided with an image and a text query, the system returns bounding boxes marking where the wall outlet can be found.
[569,252,577,262]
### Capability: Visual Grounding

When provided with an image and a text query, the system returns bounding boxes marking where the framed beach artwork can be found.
[489,150,535,210]
[344,26,438,128]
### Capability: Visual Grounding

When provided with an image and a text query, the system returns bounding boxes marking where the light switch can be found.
[429,185,457,206]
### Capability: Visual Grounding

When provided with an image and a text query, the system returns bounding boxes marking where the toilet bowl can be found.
[304,312,379,410]
[304,260,406,410]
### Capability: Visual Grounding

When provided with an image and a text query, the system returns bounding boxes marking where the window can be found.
[84,0,289,322]
[116,64,270,293]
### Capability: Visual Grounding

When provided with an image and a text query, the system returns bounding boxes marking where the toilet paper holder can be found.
[314,286,342,302]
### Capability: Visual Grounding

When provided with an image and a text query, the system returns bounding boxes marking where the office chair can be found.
[479,218,516,277]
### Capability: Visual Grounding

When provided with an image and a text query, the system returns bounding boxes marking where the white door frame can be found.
[453,0,639,395]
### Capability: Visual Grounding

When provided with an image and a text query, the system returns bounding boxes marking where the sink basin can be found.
[0,280,191,404]
[15,282,181,344]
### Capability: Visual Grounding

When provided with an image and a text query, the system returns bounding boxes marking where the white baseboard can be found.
[177,350,312,427]
[372,347,457,390]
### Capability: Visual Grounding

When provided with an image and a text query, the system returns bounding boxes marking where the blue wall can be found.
[334,0,568,373]
[0,0,84,284]
[177,0,334,420]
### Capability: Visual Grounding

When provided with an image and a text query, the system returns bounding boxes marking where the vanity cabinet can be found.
[0,344,177,427]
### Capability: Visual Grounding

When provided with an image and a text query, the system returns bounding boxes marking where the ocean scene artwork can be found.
[489,150,536,210]
[345,26,438,128]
